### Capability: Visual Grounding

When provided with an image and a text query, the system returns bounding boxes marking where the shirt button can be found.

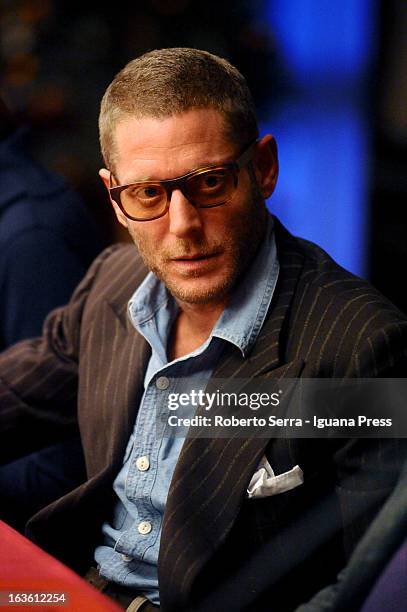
[136,456,150,472]
[156,376,169,390]
[121,554,132,562]
[138,521,152,535]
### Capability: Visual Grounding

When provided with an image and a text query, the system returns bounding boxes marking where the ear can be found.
[251,134,279,199]
[99,168,129,228]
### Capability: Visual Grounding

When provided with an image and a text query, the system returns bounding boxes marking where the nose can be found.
[167,188,203,237]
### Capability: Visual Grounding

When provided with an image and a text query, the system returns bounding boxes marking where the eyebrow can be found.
[118,156,236,186]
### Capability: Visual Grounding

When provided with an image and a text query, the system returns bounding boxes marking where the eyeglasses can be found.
[109,140,257,221]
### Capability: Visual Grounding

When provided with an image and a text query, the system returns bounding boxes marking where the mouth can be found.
[168,251,221,274]
[171,252,219,262]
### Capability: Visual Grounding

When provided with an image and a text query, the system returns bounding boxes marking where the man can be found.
[0,98,105,349]
[0,49,406,612]
[0,97,105,528]
[296,463,407,611]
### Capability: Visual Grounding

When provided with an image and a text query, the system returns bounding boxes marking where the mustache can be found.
[161,240,223,261]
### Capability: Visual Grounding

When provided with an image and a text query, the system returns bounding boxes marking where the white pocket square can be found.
[247,456,304,499]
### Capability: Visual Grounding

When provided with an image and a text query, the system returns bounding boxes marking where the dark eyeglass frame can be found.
[108,139,257,221]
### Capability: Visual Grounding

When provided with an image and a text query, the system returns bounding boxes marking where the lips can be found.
[168,251,220,274]
[171,252,218,261]
[168,247,222,261]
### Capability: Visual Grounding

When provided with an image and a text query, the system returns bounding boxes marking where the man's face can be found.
[101,108,277,306]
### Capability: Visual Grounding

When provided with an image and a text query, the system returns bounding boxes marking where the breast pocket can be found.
[247,458,304,499]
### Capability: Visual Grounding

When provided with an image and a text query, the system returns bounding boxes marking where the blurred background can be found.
[1,0,406,311]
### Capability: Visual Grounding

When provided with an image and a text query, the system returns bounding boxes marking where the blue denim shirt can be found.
[95,216,279,604]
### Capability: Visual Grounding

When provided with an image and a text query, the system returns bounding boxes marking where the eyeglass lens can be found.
[119,167,236,220]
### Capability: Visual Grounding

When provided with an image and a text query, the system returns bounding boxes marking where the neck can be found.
[180,298,227,331]
[168,298,227,361]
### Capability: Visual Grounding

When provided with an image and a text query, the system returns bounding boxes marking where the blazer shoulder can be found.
[289,233,406,325]
[95,242,141,269]
[72,242,149,328]
[274,222,407,375]
[87,242,148,292]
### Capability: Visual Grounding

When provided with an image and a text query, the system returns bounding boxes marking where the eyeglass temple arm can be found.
[236,139,258,169]
[109,171,117,189]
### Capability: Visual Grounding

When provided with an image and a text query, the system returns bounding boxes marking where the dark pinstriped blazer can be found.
[0,217,406,611]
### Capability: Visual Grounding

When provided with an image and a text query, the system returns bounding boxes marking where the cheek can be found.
[128,223,165,256]
[130,228,149,251]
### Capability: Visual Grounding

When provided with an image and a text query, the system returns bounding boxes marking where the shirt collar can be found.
[128,214,279,358]
[211,215,279,356]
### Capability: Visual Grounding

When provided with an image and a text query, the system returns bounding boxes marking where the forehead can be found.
[113,108,236,181]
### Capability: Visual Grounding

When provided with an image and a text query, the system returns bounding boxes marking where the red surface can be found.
[0,520,122,611]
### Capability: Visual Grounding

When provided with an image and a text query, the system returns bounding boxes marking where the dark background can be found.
[1,0,406,312]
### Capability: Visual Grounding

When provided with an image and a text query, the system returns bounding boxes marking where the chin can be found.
[164,276,235,305]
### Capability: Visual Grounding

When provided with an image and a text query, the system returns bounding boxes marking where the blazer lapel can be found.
[159,222,308,609]
[104,298,152,471]
[108,320,151,471]
[80,255,151,477]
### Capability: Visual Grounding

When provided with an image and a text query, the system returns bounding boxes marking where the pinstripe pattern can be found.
[1,218,406,611]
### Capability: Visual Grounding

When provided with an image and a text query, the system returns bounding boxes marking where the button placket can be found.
[120,370,174,561]
[125,385,156,499]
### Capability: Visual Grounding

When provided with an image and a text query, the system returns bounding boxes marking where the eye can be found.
[197,170,226,192]
[125,184,165,204]
[137,185,162,199]
[121,183,165,212]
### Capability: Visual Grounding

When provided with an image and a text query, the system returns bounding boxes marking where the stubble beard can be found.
[129,186,267,305]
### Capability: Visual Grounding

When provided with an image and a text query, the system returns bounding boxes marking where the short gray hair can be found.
[99,47,259,171]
